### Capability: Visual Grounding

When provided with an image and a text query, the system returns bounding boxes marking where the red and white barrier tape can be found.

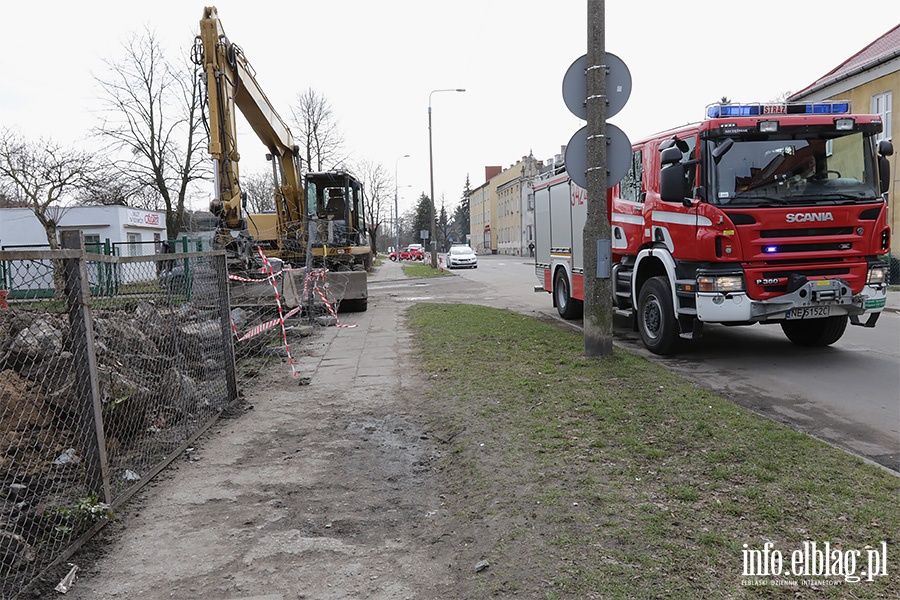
[227,269,283,283]
[230,258,359,378]
[258,248,296,376]
[301,268,357,329]
[236,305,302,342]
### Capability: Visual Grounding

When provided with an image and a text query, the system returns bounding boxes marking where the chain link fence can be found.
[1,231,363,597]
[888,253,900,285]
[0,233,237,598]
[0,232,358,600]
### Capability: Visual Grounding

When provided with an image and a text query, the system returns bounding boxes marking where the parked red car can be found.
[388,246,425,261]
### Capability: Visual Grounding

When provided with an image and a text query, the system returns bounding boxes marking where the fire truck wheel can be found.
[780,315,848,347]
[637,276,681,355]
[554,269,583,320]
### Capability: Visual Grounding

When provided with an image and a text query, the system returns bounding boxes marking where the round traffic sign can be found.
[562,53,632,120]
[564,124,633,190]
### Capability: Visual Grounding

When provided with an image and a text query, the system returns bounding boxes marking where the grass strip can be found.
[402,263,450,278]
[408,303,898,599]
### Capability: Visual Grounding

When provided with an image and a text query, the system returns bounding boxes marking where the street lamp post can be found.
[394,154,409,255]
[428,88,465,268]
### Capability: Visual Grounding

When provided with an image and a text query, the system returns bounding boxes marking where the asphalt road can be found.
[435,253,900,473]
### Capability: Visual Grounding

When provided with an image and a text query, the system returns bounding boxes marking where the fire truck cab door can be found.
[652,136,706,257]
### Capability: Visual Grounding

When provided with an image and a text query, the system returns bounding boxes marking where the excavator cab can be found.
[306,171,365,248]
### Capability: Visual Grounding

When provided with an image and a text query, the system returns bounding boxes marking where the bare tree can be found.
[0,128,93,295]
[356,160,391,257]
[241,170,276,213]
[92,27,208,238]
[0,129,93,246]
[0,178,26,207]
[77,163,135,206]
[398,206,418,248]
[290,88,346,172]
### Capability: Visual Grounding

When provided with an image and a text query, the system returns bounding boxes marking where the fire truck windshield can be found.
[708,130,879,207]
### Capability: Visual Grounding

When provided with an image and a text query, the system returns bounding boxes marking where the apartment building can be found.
[468,166,499,254]
[788,24,898,257]
[468,154,543,255]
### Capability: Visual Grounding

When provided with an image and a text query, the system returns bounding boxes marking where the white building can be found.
[1,206,168,296]
[0,206,167,253]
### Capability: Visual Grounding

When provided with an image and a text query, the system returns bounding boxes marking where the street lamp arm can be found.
[429,88,466,107]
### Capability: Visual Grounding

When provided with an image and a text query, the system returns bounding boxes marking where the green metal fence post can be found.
[182,236,192,301]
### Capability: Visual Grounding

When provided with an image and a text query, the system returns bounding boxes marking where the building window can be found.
[84,233,101,252]
[871,91,892,143]
[127,232,140,256]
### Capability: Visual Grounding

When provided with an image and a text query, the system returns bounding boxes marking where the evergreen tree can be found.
[453,175,471,245]
[438,201,451,250]
[413,193,432,247]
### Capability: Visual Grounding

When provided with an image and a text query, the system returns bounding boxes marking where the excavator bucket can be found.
[281,268,368,313]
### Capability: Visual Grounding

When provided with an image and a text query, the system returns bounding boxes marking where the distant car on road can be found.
[388,246,425,262]
[445,245,477,269]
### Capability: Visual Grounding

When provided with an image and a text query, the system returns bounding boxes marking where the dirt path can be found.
[59,265,479,600]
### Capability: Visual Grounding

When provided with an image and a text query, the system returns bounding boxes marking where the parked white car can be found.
[445,245,477,269]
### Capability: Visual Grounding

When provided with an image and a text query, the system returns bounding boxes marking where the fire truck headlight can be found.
[866,265,887,286]
[835,118,855,131]
[698,274,745,293]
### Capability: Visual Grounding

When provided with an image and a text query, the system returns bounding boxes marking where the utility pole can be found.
[583,0,613,356]
[428,88,465,268]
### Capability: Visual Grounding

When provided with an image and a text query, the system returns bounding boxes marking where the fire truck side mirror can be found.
[660,146,682,166]
[879,140,893,194]
[660,161,686,202]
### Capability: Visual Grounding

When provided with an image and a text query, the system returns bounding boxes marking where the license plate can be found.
[786,306,830,319]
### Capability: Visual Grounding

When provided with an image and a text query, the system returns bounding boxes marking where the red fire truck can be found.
[534,101,893,355]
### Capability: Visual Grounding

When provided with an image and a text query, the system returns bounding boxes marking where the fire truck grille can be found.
[760,227,853,238]
[761,267,850,279]
[763,242,853,253]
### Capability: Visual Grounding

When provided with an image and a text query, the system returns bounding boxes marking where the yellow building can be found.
[468,155,543,255]
[468,167,499,254]
[788,24,898,265]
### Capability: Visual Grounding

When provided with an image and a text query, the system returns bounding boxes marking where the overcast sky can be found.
[2,2,899,218]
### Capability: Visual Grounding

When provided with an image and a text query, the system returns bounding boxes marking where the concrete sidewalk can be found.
[885,288,900,313]
[292,259,409,388]
[65,258,455,600]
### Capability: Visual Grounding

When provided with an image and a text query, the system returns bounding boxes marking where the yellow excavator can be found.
[196,6,369,311]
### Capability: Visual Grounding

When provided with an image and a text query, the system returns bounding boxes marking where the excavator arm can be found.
[196,6,369,311]
[197,6,305,256]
